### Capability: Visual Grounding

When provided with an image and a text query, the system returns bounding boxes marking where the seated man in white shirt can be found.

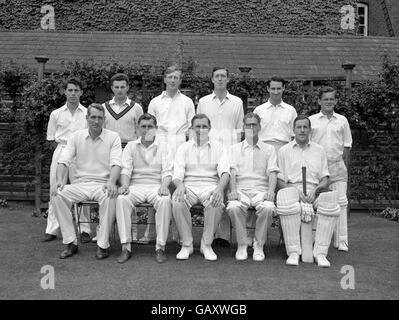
[115,113,173,264]
[51,103,122,260]
[227,113,279,261]
[172,113,230,261]
[276,115,340,267]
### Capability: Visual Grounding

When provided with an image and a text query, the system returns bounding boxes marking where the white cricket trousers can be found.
[172,185,224,247]
[116,185,172,250]
[46,144,90,235]
[52,182,116,249]
[227,189,275,246]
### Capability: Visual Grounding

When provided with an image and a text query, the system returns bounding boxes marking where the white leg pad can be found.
[313,191,340,257]
[277,188,301,256]
[330,182,348,248]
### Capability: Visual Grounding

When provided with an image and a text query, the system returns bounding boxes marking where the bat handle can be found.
[302,166,307,196]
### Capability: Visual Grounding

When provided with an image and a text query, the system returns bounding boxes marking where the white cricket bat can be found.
[301,166,314,263]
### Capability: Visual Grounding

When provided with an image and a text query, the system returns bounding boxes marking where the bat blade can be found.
[301,166,314,263]
[301,222,314,263]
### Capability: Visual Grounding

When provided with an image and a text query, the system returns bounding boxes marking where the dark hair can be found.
[243,112,261,126]
[191,113,211,127]
[164,65,183,77]
[293,115,311,129]
[266,76,286,87]
[110,73,129,86]
[138,113,157,126]
[211,67,229,78]
[64,77,82,90]
[87,103,105,116]
[318,86,337,100]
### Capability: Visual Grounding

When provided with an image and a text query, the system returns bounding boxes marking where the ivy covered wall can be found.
[1,0,357,34]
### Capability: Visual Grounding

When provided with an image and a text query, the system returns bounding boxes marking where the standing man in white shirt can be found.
[51,103,122,259]
[148,65,195,154]
[197,67,244,247]
[102,73,143,242]
[227,113,279,261]
[276,115,340,267]
[254,76,297,151]
[147,65,195,243]
[309,86,352,252]
[43,78,91,242]
[115,114,173,264]
[172,113,230,261]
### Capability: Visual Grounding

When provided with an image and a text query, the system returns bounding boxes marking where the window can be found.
[357,3,368,36]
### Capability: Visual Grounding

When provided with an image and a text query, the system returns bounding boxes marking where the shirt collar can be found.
[242,139,261,149]
[266,99,285,109]
[318,111,337,119]
[85,128,105,141]
[161,90,181,99]
[191,138,211,148]
[138,136,159,148]
[211,91,231,101]
[292,139,311,148]
[61,103,86,112]
[110,97,131,106]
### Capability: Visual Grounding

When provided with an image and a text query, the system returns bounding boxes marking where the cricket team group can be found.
[43,65,352,267]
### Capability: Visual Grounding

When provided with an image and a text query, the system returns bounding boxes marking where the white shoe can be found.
[91,236,97,243]
[315,254,331,268]
[200,244,217,261]
[235,245,248,261]
[253,244,265,262]
[338,243,348,252]
[286,253,299,266]
[176,246,193,260]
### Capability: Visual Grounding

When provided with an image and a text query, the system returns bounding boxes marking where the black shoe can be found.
[212,238,230,247]
[42,233,57,242]
[80,232,91,243]
[60,243,78,259]
[155,249,167,263]
[95,246,109,260]
[117,249,132,264]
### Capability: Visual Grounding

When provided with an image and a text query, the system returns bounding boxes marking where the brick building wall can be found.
[0,0,357,35]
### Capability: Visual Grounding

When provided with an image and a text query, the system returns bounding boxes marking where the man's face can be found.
[243,117,261,141]
[192,118,210,141]
[138,119,157,142]
[164,71,182,91]
[294,119,311,144]
[111,80,129,100]
[212,69,229,90]
[267,80,285,101]
[65,83,82,104]
[318,91,337,114]
[87,108,105,132]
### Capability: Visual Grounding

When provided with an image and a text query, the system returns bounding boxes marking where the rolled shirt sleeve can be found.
[266,146,280,175]
[46,110,57,141]
[320,148,330,180]
[216,145,230,177]
[161,146,174,179]
[58,131,76,167]
[172,143,186,182]
[343,118,353,148]
[110,135,122,168]
[121,141,134,177]
[277,147,288,183]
